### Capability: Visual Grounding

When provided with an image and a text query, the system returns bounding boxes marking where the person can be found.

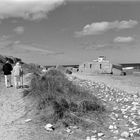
[12,62,23,89]
[2,60,13,88]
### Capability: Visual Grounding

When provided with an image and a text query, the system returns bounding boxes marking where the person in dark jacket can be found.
[2,60,13,88]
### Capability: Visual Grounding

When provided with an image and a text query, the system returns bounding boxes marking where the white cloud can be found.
[0,0,65,21]
[117,20,138,29]
[14,26,24,34]
[75,20,138,37]
[114,36,134,43]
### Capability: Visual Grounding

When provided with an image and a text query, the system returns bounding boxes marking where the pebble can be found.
[113,130,119,134]
[132,121,138,126]
[97,133,104,137]
[109,125,114,130]
[113,125,117,129]
[91,137,96,140]
[123,115,128,119]
[70,76,140,140]
[24,118,32,123]
[121,131,130,138]
[86,136,90,140]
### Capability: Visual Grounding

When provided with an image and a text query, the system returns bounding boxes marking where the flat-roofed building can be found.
[79,56,113,74]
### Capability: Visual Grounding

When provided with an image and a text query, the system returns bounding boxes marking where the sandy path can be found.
[0,75,30,140]
[0,75,74,140]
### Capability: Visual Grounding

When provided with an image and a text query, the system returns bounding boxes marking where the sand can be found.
[72,73,140,94]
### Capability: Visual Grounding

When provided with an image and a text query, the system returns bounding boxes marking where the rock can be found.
[24,118,32,123]
[121,131,129,138]
[92,130,97,134]
[131,106,137,111]
[113,130,119,134]
[131,121,138,126]
[91,136,96,140]
[132,102,139,105]
[86,136,90,140]
[109,125,114,130]
[137,111,140,115]
[123,115,128,119]
[113,125,117,129]
[70,125,78,129]
[132,128,140,136]
[44,123,54,131]
[114,113,119,118]
[66,128,72,133]
[97,132,104,137]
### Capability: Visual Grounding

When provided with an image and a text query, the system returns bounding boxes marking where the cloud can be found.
[17,44,57,54]
[0,0,65,21]
[79,41,111,50]
[14,26,24,34]
[75,20,138,37]
[0,35,12,41]
[0,40,64,56]
[114,36,134,43]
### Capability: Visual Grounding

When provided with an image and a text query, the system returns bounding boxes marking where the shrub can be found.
[22,63,42,75]
[25,69,105,127]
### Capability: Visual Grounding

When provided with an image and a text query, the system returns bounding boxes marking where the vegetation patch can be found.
[23,69,106,128]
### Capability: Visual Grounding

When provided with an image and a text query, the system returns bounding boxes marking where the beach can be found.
[72,73,140,94]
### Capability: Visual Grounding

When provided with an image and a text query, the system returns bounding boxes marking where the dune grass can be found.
[24,69,105,128]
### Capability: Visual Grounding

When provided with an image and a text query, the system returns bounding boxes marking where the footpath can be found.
[0,74,86,140]
[0,74,54,140]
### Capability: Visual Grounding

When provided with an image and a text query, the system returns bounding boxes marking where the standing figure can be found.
[2,60,13,88]
[13,62,23,89]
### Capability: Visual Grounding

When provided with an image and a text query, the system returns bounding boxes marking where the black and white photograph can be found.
[0,0,140,140]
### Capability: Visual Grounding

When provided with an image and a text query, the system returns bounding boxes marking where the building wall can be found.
[79,61,112,74]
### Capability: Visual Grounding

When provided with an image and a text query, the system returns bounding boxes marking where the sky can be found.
[0,0,140,65]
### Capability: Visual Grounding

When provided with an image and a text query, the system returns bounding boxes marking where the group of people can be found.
[2,60,23,89]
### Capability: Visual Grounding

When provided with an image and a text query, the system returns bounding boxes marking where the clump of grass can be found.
[24,69,105,127]
[22,63,42,75]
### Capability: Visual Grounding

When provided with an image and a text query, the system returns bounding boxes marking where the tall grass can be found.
[22,63,42,75]
[24,69,105,127]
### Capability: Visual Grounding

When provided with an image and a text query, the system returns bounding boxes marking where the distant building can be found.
[79,56,113,74]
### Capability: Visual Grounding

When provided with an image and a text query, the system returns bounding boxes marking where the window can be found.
[84,64,86,68]
[100,64,102,69]
[90,64,92,69]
